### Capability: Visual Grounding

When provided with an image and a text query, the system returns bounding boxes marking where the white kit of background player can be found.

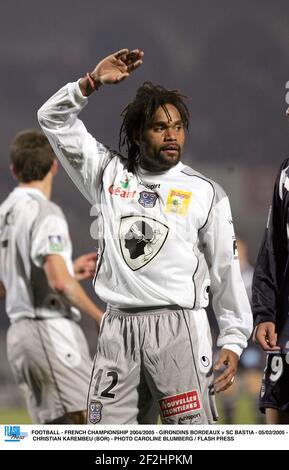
[0,130,102,424]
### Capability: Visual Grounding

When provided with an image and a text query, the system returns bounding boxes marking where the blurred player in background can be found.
[38,48,252,424]
[237,238,254,301]
[0,130,103,424]
[253,158,289,424]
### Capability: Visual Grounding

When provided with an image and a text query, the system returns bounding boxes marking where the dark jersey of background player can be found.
[253,158,289,424]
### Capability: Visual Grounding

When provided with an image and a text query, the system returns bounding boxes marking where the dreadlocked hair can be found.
[119,81,190,172]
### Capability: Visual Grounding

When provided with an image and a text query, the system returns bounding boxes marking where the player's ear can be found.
[51,159,58,176]
[10,165,17,181]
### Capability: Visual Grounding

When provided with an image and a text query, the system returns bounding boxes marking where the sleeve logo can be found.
[48,235,64,252]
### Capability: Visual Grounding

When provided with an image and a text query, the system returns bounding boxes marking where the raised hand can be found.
[80,49,144,95]
[91,48,144,84]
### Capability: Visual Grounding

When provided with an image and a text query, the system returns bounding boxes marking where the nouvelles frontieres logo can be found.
[159,390,201,419]
[4,425,28,442]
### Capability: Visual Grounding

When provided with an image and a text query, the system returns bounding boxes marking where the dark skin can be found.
[213,349,239,393]
[79,48,239,392]
[79,48,144,96]
[136,103,185,172]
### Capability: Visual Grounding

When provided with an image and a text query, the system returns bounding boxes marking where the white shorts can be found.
[7,317,92,423]
[87,305,218,424]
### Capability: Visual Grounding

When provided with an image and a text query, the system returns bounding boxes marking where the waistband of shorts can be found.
[106,304,187,316]
[9,313,77,325]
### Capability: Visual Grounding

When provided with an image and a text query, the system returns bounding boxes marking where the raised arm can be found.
[38,49,143,205]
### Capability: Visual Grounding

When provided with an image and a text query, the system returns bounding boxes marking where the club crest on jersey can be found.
[48,235,64,252]
[119,215,169,271]
[165,189,191,216]
[138,191,158,208]
[88,400,102,424]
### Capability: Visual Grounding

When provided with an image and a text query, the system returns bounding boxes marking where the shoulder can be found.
[180,164,227,203]
[28,196,67,232]
[101,150,129,176]
[46,200,66,218]
[2,192,40,221]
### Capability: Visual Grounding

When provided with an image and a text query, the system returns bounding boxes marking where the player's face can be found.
[138,104,185,172]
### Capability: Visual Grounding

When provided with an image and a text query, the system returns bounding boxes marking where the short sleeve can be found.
[30,214,71,268]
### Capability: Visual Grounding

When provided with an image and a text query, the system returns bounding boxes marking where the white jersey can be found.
[38,81,252,356]
[0,187,79,323]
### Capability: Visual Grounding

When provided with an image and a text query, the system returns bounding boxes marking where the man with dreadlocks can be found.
[38,48,252,425]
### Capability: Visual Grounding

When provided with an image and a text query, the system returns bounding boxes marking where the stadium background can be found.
[1,0,289,423]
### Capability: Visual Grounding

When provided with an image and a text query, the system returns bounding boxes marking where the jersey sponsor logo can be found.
[88,400,103,424]
[138,191,158,208]
[139,179,161,190]
[165,189,191,216]
[48,235,64,252]
[108,184,137,199]
[178,412,201,424]
[159,390,202,419]
[120,175,132,188]
[119,215,169,271]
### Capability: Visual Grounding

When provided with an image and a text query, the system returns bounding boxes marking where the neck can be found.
[18,174,52,200]
[139,160,180,173]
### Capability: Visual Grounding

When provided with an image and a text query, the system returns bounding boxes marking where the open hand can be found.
[91,48,144,85]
